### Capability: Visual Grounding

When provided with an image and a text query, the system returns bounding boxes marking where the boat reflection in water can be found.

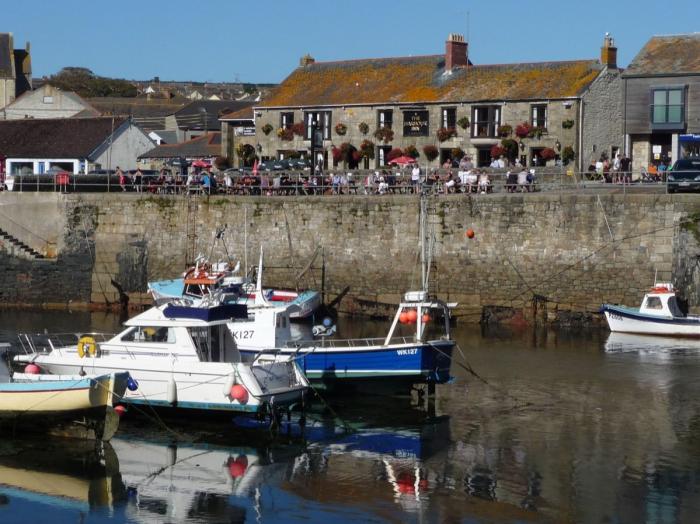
[604,331,700,356]
[0,439,127,517]
[0,411,451,523]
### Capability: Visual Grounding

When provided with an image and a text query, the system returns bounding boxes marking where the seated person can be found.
[465,170,478,192]
[517,169,530,192]
[478,172,491,193]
[506,170,518,192]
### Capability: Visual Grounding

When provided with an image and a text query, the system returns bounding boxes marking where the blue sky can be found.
[4,0,699,84]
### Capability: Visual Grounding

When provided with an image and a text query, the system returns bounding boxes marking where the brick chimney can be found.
[601,33,617,69]
[299,54,315,67]
[445,33,468,71]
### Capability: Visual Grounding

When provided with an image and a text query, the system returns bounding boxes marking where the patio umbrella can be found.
[191,159,210,168]
[388,156,418,166]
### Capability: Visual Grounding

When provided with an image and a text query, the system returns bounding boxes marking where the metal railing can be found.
[1,169,671,196]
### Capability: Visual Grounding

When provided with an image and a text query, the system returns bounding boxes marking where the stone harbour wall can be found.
[1,192,700,324]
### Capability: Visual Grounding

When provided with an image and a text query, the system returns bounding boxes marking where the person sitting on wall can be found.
[517,167,530,192]
[478,171,491,194]
[506,170,518,193]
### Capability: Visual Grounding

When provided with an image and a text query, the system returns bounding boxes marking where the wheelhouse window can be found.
[471,106,500,138]
[121,326,176,343]
[377,109,393,129]
[644,296,663,310]
[305,111,332,140]
[280,112,294,130]
[651,88,684,129]
[531,104,547,130]
[441,107,456,129]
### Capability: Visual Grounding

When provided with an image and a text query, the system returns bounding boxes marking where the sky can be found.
[4,0,699,84]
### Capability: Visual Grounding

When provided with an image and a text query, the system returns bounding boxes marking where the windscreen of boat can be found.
[188,325,237,362]
[667,296,685,317]
[121,326,176,343]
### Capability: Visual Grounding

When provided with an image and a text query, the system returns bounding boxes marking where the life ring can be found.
[77,336,97,358]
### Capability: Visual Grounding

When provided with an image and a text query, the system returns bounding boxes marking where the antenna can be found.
[466,11,470,43]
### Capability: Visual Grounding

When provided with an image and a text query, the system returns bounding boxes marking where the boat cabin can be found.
[101,303,248,363]
[639,283,685,318]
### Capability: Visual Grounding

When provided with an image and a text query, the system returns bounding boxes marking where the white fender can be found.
[166,377,178,405]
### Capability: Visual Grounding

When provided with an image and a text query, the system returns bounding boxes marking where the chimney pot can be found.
[300,54,316,67]
[601,33,617,69]
[445,33,468,72]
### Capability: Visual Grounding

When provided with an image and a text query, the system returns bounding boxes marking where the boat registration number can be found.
[233,330,255,340]
[397,348,418,355]
[609,313,623,321]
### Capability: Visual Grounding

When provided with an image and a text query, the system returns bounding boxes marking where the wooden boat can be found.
[0,347,129,440]
[600,283,700,336]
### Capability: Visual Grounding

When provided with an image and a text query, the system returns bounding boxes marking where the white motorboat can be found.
[600,282,700,336]
[13,301,309,416]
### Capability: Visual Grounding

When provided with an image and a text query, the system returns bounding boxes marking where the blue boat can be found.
[236,289,456,393]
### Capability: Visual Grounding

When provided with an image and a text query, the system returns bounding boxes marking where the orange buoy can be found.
[114,405,127,417]
[230,384,249,404]
[24,364,40,374]
[421,313,431,324]
[399,312,409,324]
[227,455,249,478]
[406,309,418,324]
[466,228,475,239]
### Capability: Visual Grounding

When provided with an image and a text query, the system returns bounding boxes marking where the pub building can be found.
[251,33,622,171]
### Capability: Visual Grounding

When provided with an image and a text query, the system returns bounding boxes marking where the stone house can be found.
[0,33,31,111]
[254,33,622,171]
[621,34,700,172]
[137,132,221,170]
[0,117,154,174]
[2,84,100,120]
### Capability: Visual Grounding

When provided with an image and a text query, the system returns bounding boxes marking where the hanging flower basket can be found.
[498,124,512,137]
[540,147,556,161]
[423,145,439,162]
[262,123,273,135]
[562,119,575,129]
[359,139,375,159]
[562,145,575,164]
[436,127,457,142]
[335,123,347,136]
[277,128,294,141]
[358,122,369,134]
[292,122,305,136]
[457,117,470,130]
[404,145,419,159]
[374,127,394,143]
[515,122,531,139]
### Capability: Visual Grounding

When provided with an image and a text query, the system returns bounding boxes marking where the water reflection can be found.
[605,332,700,357]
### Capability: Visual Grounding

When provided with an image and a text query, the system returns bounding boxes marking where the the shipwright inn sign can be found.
[403,110,429,137]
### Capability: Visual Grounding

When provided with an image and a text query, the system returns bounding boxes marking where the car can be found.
[667,158,700,193]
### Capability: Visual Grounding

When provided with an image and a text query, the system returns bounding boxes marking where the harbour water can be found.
[2,310,700,523]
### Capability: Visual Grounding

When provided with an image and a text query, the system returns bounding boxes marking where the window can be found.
[305,111,332,140]
[280,112,294,129]
[531,104,547,129]
[377,146,392,167]
[121,326,176,343]
[377,109,393,129]
[441,107,456,129]
[651,88,684,128]
[471,106,500,138]
[644,296,663,310]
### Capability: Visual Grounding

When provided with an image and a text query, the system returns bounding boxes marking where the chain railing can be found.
[0,169,671,196]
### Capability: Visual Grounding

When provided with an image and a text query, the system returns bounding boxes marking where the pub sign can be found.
[403,110,429,137]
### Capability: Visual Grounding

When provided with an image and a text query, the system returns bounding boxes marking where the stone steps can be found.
[0,227,45,259]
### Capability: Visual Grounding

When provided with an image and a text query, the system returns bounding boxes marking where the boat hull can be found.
[601,304,700,336]
[16,356,306,414]
[241,339,454,387]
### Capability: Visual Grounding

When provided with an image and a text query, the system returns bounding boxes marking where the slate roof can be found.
[261,55,602,108]
[139,132,221,159]
[219,106,254,121]
[0,33,13,78]
[0,117,126,158]
[175,100,255,130]
[623,34,700,77]
[88,97,187,132]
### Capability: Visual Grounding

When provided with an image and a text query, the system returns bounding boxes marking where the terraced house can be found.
[253,33,622,171]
